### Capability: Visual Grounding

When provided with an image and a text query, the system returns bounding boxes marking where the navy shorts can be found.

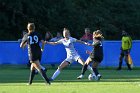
[29,51,42,62]
[89,56,103,63]
[120,49,130,56]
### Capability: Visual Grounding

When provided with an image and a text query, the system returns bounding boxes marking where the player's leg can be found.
[32,60,50,85]
[77,57,94,79]
[40,65,47,72]
[117,52,124,70]
[92,61,101,81]
[79,58,94,75]
[35,54,47,74]
[39,54,47,72]
[124,51,132,70]
[50,61,70,81]
[28,63,36,85]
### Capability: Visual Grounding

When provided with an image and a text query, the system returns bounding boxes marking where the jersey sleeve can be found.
[71,37,77,43]
[57,39,63,44]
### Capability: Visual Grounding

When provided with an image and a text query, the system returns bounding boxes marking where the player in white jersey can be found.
[46,28,94,81]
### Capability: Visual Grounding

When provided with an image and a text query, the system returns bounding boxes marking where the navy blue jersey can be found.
[22,31,42,61]
[90,41,103,62]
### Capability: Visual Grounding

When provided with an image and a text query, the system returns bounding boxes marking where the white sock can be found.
[40,65,45,70]
[51,69,61,80]
[87,65,95,75]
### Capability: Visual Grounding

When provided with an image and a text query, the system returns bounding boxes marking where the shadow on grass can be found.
[0,77,140,84]
[0,65,140,84]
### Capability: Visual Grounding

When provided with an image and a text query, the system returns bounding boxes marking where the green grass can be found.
[0,65,140,93]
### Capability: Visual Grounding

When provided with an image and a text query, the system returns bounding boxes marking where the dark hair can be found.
[93,30,104,40]
[122,30,128,36]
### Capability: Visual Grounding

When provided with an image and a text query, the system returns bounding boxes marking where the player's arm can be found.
[41,40,45,51]
[45,41,59,45]
[90,41,101,47]
[20,41,27,48]
[86,50,92,55]
[20,35,27,48]
[76,40,91,46]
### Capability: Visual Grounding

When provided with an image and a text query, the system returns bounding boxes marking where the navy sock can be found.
[93,68,99,76]
[81,64,88,75]
[118,61,122,69]
[29,70,35,84]
[126,63,132,70]
[39,69,50,84]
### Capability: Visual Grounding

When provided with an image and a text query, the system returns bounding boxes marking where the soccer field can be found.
[0,65,140,93]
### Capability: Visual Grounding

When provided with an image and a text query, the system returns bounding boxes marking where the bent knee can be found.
[58,66,63,71]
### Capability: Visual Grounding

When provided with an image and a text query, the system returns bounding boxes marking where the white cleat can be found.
[95,74,102,81]
[27,83,31,86]
[77,74,84,79]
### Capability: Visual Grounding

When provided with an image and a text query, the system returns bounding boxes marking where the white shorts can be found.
[64,54,80,64]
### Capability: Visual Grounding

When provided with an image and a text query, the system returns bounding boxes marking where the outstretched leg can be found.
[77,57,94,79]
[51,61,69,81]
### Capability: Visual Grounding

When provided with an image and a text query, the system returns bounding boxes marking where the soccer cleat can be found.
[127,68,132,71]
[116,67,121,71]
[27,83,31,86]
[44,78,51,85]
[77,74,84,79]
[46,80,51,85]
[95,74,102,81]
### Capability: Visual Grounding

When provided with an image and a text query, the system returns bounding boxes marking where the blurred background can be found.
[0,0,140,41]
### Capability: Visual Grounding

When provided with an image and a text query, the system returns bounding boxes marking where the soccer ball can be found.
[88,74,93,80]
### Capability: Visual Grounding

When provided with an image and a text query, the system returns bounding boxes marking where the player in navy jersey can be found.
[20,23,50,85]
[77,30,104,81]
[46,28,94,81]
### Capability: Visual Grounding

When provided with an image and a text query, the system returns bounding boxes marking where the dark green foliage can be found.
[0,0,140,40]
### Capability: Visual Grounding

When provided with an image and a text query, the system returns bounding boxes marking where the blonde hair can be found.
[27,23,35,31]
[64,27,70,33]
[63,28,69,33]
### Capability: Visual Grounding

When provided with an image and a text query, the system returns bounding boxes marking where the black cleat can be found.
[46,80,51,85]
[116,67,121,71]
[127,68,132,71]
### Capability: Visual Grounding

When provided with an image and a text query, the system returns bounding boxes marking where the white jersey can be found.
[57,37,78,57]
